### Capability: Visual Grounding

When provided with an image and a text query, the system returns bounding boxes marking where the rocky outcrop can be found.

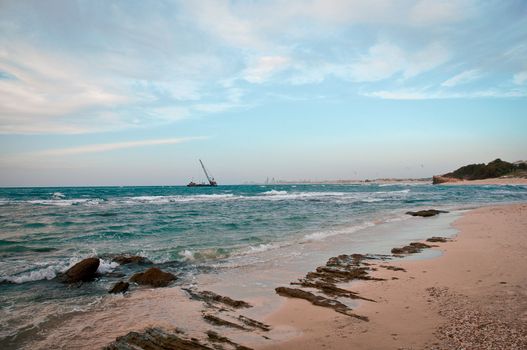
[206,331,253,350]
[130,267,176,287]
[109,281,129,294]
[60,257,100,283]
[406,209,449,217]
[391,242,432,255]
[427,236,449,243]
[202,314,248,330]
[237,315,271,331]
[104,327,213,350]
[183,289,252,309]
[112,255,152,265]
[275,287,368,321]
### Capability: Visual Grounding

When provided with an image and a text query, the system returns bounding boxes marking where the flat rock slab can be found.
[406,209,449,217]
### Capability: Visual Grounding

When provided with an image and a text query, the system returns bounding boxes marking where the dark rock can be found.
[406,209,449,217]
[275,286,368,321]
[292,279,376,302]
[391,242,432,255]
[427,236,449,243]
[112,255,152,265]
[183,289,251,308]
[104,327,213,350]
[109,281,129,294]
[380,265,406,272]
[237,315,271,331]
[206,330,254,350]
[202,314,248,330]
[409,242,432,249]
[130,267,176,287]
[60,257,100,283]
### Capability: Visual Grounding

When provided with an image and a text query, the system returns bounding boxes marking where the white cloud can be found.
[344,42,449,82]
[347,43,406,82]
[441,69,481,87]
[0,46,128,115]
[404,43,450,78]
[513,70,527,85]
[32,137,206,156]
[243,56,290,83]
[365,87,527,100]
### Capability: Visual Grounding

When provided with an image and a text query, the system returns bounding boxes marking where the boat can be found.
[187,159,218,187]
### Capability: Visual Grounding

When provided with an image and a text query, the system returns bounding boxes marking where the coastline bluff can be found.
[433,158,527,184]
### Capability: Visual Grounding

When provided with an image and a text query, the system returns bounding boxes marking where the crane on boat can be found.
[187,159,218,187]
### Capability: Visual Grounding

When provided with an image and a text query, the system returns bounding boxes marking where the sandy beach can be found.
[437,178,527,186]
[262,203,527,349]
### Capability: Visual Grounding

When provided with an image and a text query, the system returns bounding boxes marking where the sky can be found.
[0,0,526,186]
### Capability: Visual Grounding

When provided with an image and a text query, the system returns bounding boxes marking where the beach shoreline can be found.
[259,203,527,349]
[436,177,527,185]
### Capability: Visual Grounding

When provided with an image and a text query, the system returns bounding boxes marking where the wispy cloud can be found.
[32,137,207,156]
[513,70,527,85]
[243,56,290,83]
[0,1,525,136]
[441,69,482,87]
[365,88,527,100]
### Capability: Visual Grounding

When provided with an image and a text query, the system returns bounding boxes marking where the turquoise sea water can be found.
[1,183,527,346]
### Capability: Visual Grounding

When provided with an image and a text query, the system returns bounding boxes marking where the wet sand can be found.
[262,203,527,349]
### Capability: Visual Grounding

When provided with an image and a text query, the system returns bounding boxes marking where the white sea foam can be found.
[0,257,113,284]
[361,198,385,203]
[252,191,347,201]
[0,266,59,284]
[262,190,287,195]
[180,249,195,261]
[125,194,237,204]
[27,198,103,206]
[303,221,376,241]
[178,248,228,261]
[374,189,410,195]
[247,243,275,253]
[96,259,119,274]
[52,192,66,199]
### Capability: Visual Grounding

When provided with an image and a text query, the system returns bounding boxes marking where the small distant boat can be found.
[187,159,218,187]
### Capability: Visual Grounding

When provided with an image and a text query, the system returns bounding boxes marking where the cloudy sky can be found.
[1,0,526,186]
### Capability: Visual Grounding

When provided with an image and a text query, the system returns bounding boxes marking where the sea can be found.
[1,183,527,348]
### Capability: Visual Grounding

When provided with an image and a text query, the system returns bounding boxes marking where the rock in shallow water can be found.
[109,281,129,294]
[406,209,449,217]
[112,255,152,265]
[391,242,432,255]
[130,267,176,287]
[60,257,100,283]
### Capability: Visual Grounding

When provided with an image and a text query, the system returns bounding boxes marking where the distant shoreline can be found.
[270,178,431,185]
[273,177,527,185]
[435,177,527,185]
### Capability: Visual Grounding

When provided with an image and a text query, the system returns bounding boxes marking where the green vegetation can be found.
[443,159,527,180]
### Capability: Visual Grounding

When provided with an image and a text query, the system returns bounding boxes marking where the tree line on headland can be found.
[433,159,527,184]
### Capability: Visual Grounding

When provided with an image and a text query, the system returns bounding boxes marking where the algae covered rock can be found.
[109,281,129,294]
[60,257,100,283]
[130,267,176,287]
